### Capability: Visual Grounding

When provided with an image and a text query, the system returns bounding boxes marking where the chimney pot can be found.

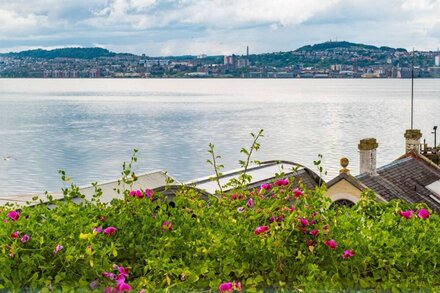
[358,138,378,175]
[404,129,422,153]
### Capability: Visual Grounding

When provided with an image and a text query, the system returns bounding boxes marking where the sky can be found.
[0,0,439,56]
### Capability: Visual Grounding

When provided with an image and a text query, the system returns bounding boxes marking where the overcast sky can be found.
[0,0,439,56]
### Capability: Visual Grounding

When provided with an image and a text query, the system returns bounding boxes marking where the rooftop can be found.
[356,152,440,213]
[186,160,323,194]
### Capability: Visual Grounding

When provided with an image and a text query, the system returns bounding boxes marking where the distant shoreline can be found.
[0,77,439,79]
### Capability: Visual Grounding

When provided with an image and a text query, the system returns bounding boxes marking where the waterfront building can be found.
[223,55,234,65]
[325,131,440,212]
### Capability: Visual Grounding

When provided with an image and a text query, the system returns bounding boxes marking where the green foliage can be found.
[8,47,116,59]
[295,41,381,52]
[0,139,439,291]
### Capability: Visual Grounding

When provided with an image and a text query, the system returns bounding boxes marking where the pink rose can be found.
[7,210,20,221]
[293,188,304,198]
[255,226,269,235]
[246,198,253,208]
[260,183,272,190]
[342,249,355,259]
[274,178,289,186]
[219,282,233,292]
[219,281,242,292]
[103,226,117,236]
[21,234,30,243]
[10,231,20,239]
[400,210,413,219]
[417,209,429,219]
[144,189,153,199]
[54,244,63,254]
[299,217,309,227]
[324,239,337,249]
[309,229,319,236]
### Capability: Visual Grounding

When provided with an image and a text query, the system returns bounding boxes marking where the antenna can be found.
[411,48,414,130]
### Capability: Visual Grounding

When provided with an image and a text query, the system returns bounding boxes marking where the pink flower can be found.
[269,216,276,223]
[235,282,242,291]
[21,234,30,243]
[255,226,269,235]
[162,221,172,232]
[417,209,430,219]
[54,244,63,254]
[274,178,289,186]
[293,188,304,198]
[103,226,117,236]
[116,281,131,292]
[219,282,241,292]
[237,207,245,213]
[7,210,20,221]
[144,189,153,199]
[102,272,116,280]
[400,210,413,219]
[260,183,272,190]
[10,231,20,239]
[309,229,319,236]
[93,227,103,233]
[246,198,253,208]
[324,239,337,250]
[342,249,355,259]
[129,189,144,198]
[114,265,129,278]
[219,282,233,292]
[299,217,309,227]
[277,215,284,222]
[104,287,117,293]
[231,194,238,200]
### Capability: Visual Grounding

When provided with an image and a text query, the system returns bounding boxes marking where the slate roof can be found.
[356,152,440,213]
[186,160,323,194]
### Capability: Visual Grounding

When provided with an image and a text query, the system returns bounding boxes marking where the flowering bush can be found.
[0,138,439,291]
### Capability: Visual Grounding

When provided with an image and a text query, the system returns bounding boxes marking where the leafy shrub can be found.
[0,134,439,291]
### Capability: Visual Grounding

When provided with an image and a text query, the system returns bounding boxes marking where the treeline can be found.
[5,47,117,59]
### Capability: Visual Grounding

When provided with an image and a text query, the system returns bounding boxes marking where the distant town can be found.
[1,41,439,78]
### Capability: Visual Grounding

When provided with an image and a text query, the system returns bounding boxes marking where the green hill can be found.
[295,41,406,52]
[6,47,116,59]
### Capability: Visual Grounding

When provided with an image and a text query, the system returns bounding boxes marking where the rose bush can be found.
[0,140,439,291]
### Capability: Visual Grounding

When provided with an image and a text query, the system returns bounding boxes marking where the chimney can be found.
[404,129,422,153]
[358,138,378,175]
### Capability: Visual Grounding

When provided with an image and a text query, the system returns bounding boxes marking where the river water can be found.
[0,79,439,196]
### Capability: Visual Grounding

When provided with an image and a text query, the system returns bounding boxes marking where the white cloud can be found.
[0,0,439,55]
[0,9,40,33]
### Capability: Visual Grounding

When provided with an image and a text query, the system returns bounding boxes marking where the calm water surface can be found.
[0,79,439,196]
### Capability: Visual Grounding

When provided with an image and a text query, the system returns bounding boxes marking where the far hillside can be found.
[4,47,117,59]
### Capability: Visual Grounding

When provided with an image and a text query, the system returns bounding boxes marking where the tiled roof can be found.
[187,160,323,194]
[356,153,440,213]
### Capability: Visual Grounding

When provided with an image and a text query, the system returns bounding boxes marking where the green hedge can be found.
[1,178,439,291]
